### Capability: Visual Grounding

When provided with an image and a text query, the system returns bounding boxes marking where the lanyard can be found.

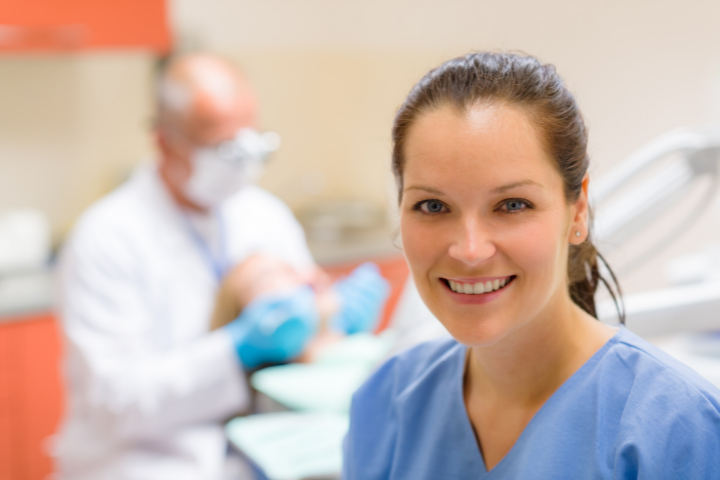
[181,209,228,282]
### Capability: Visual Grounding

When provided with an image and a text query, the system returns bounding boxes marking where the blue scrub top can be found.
[343,327,720,479]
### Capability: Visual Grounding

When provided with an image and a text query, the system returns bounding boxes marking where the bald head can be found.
[154,54,260,211]
[156,54,258,145]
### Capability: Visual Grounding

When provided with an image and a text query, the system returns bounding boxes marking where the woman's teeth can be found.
[448,278,509,295]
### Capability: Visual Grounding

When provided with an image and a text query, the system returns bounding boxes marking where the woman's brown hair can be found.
[392,52,623,321]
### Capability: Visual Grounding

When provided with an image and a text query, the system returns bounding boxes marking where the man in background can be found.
[55,54,387,480]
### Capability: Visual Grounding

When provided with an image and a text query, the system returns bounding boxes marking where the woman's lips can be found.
[445,276,514,295]
[439,275,516,304]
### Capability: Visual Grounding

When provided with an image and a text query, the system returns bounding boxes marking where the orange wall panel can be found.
[0,314,64,480]
[0,0,170,52]
[0,323,17,480]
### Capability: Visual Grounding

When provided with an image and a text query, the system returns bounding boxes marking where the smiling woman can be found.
[343,52,720,479]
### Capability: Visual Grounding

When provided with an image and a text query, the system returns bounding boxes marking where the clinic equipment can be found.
[251,332,394,413]
[226,334,394,479]
[589,126,720,337]
[224,286,319,368]
[592,127,720,275]
[0,209,53,315]
[331,262,390,334]
[0,209,51,274]
[227,412,348,480]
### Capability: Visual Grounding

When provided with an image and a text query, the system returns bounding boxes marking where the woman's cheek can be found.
[400,215,443,288]
[509,216,567,295]
[401,217,428,263]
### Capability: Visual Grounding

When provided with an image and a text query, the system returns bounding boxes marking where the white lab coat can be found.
[55,167,314,480]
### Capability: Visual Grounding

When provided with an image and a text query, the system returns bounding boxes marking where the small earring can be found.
[575,231,581,237]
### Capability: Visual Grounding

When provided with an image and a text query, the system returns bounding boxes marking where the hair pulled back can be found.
[392,52,622,321]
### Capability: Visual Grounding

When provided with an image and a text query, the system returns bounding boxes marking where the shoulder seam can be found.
[615,338,720,409]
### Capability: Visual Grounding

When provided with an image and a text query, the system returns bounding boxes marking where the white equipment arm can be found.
[593,127,720,254]
[599,281,720,336]
[594,126,720,336]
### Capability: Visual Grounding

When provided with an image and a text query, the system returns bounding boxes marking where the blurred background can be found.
[2,0,720,286]
[3,1,720,479]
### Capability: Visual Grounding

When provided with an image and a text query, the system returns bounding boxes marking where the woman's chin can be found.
[439,314,522,348]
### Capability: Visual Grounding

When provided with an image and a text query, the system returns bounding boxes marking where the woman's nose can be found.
[447,217,496,267]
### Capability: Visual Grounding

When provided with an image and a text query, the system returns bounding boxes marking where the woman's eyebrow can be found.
[403,185,445,195]
[491,180,542,194]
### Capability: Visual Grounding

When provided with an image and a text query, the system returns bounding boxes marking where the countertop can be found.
[307,228,400,266]
[0,269,54,322]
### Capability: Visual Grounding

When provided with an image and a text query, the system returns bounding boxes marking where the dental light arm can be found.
[593,127,720,257]
[597,280,720,336]
[592,127,720,335]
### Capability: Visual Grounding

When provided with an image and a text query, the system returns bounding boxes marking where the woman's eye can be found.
[418,200,446,214]
[502,199,529,212]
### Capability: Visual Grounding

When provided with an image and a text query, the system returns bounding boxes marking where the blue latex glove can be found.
[331,263,390,335]
[223,286,319,369]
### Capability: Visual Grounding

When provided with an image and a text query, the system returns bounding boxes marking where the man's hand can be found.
[331,263,390,335]
[223,286,319,368]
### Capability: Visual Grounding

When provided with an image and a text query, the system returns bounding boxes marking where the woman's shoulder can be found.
[606,327,720,407]
[597,327,720,443]
[348,336,463,427]
[593,328,720,475]
[344,337,464,479]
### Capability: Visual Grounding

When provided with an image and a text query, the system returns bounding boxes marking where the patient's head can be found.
[212,253,340,334]
[211,253,342,362]
[232,253,306,308]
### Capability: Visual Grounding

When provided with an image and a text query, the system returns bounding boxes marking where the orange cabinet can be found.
[0,313,63,480]
[0,0,170,52]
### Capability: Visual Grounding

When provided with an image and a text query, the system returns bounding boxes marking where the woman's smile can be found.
[439,275,516,305]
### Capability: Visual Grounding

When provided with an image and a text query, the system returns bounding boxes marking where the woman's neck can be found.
[466,297,616,407]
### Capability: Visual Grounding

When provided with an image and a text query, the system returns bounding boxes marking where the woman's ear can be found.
[569,173,590,244]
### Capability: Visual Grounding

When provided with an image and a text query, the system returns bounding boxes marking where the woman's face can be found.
[400,104,588,346]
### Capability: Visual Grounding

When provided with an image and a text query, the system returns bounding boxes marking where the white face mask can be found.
[183,128,280,208]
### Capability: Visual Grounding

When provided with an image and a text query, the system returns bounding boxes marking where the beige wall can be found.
[0,53,155,238]
[1,0,720,290]
[172,0,720,181]
[174,0,720,292]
